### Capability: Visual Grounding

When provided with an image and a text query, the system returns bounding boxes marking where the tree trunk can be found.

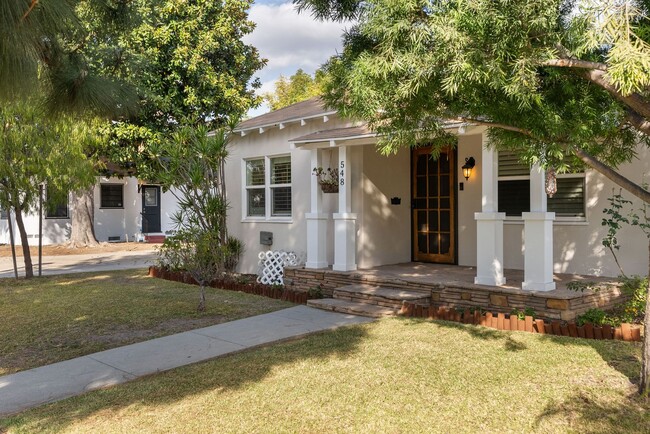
[13,207,33,278]
[198,284,206,312]
[640,239,650,397]
[68,186,99,247]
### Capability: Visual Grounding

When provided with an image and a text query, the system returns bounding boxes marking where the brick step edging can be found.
[400,302,643,342]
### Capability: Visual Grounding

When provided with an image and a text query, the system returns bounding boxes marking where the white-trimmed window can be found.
[497,152,586,219]
[244,155,292,220]
[100,184,124,209]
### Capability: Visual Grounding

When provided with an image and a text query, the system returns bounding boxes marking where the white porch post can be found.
[333,144,357,271]
[521,164,556,291]
[474,137,506,286]
[305,148,329,269]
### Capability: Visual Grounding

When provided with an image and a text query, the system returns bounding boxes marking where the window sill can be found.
[99,207,124,210]
[45,217,70,220]
[503,218,588,226]
[241,217,293,224]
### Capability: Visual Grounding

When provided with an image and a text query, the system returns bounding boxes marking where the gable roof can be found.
[235,97,336,133]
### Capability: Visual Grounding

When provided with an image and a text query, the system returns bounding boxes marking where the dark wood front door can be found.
[412,147,456,263]
[142,185,161,233]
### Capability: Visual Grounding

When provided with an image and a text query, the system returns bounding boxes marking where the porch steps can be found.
[306,298,398,318]
[307,284,431,318]
[144,234,166,244]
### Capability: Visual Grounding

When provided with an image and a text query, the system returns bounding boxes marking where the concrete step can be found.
[145,235,166,244]
[307,298,398,318]
[333,284,430,309]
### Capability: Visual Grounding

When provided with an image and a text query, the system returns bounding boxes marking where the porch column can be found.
[333,144,357,271]
[305,148,329,269]
[521,164,556,291]
[474,138,506,286]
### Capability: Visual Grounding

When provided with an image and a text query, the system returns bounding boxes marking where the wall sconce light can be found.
[462,157,476,180]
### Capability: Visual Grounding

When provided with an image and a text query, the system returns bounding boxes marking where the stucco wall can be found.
[0,176,179,246]
[358,145,411,267]
[500,145,650,277]
[226,114,354,273]
[456,133,483,267]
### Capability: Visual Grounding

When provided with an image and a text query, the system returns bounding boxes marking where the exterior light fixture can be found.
[462,157,476,181]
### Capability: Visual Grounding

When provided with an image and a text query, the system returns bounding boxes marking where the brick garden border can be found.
[148,266,310,304]
[400,302,643,342]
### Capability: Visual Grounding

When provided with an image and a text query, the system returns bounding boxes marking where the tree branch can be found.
[542,58,607,71]
[453,117,533,136]
[626,109,650,136]
[583,69,650,120]
[21,0,39,21]
[573,148,650,204]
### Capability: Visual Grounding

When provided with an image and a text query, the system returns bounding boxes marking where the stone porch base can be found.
[284,263,629,321]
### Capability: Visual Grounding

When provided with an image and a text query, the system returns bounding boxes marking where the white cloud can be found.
[244,1,350,119]
[246,2,348,73]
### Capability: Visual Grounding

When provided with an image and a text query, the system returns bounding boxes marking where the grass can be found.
[0,269,292,375]
[2,318,648,433]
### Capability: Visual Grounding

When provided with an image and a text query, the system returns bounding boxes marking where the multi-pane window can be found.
[100,184,124,208]
[244,156,292,219]
[45,186,69,219]
[497,152,586,218]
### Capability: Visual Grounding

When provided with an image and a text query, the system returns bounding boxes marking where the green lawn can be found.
[2,318,648,433]
[0,269,292,375]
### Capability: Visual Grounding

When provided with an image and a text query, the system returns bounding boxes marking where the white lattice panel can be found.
[257,251,304,285]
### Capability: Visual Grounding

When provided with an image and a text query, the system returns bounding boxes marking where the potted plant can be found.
[312,167,339,193]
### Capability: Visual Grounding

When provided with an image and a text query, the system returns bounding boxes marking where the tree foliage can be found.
[0,0,138,115]
[105,0,265,178]
[0,102,97,277]
[263,68,327,110]
[155,126,243,311]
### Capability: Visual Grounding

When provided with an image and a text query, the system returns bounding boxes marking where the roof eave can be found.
[234,110,338,134]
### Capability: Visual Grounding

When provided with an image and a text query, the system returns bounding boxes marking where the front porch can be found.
[285,262,627,321]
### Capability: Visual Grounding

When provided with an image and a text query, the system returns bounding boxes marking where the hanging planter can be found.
[313,167,339,193]
[319,183,339,193]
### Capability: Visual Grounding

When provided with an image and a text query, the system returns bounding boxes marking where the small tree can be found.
[0,102,96,278]
[155,125,243,311]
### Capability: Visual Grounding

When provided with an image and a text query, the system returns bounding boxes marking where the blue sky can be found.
[244,1,350,117]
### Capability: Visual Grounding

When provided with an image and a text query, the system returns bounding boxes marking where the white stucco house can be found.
[226,97,649,290]
[0,177,178,245]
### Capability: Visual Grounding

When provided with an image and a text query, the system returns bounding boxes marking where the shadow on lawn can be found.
[0,324,370,432]
[534,390,650,433]
[425,317,642,384]
[404,317,649,432]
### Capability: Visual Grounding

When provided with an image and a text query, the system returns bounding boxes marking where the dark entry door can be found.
[142,185,161,233]
[412,147,456,263]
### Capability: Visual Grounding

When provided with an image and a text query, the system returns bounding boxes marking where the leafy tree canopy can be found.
[263,68,328,110]
[295,0,650,203]
[0,0,138,116]
[102,0,265,177]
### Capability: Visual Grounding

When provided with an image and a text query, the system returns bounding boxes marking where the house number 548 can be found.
[340,161,345,185]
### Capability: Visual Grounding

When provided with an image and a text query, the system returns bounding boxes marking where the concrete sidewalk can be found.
[0,306,373,417]
[0,250,157,278]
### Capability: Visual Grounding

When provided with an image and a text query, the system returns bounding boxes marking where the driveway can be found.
[0,249,158,278]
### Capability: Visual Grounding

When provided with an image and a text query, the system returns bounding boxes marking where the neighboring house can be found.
[0,177,178,245]
[227,97,649,288]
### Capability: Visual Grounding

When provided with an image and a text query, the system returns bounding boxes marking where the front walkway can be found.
[0,306,372,416]
[0,250,157,278]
